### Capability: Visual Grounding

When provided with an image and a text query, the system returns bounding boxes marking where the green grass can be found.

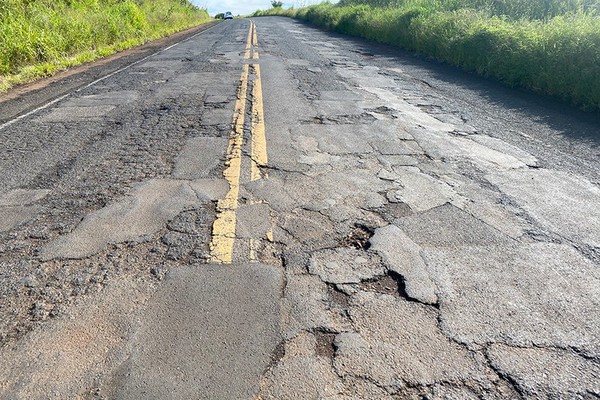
[0,0,210,92]
[254,0,600,111]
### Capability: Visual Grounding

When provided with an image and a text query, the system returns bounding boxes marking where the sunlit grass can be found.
[255,0,600,111]
[0,0,210,92]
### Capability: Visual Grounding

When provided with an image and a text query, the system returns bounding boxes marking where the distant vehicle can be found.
[224,11,233,20]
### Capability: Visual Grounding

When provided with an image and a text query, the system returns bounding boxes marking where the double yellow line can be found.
[244,21,260,60]
[210,21,268,264]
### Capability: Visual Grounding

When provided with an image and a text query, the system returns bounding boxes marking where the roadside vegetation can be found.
[255,0,600,111]
[0,0,210,92]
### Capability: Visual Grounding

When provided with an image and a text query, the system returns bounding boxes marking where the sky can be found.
[192,0,338,17]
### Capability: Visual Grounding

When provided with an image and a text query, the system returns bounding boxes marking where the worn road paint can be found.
[211,21,269,263]
[244,21,253,60]
[249,238,257,261]
[209,63,250,264]
[252,22,259,60]
[251,63,268,182]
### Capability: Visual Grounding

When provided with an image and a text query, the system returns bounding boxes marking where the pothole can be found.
[255,241,285,268]
[302,113,378,125]
[359,273,401,297]
[266,339,286,371]
[359,271,437,306]
[314,330,336,360]
[418,104,445,114]
[366,106,397,118]
[328,285,350,308]
[340,224,375,250]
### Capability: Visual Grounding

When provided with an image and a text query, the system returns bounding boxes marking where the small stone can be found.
[21,276,37,288]
[30,302,49,321]
[71,276,86,287]
[377,169,398,182]
[150,263,168,281]
[335,284,358,295]
[161,231,186,247]
[167,211,198,234]
[29,229,50,240]
[127,234,153,247]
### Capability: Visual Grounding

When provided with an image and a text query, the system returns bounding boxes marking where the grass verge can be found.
[0,0,210,93]
[255,1,600,111]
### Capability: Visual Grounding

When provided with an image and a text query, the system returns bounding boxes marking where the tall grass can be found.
[0,0,210,91]
[338,0,600,20]
[255,1,600,111]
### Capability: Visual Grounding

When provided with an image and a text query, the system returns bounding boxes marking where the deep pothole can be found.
[314,330,337,360]
[359,273,402,297]
[340,224,375,250]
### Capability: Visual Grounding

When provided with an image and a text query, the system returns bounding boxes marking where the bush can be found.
[0,0,210,91]
[255,0,600,111]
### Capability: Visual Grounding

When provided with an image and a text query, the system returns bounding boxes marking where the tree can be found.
[271,1,283,7]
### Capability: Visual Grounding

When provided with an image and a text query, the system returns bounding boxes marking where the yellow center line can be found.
[209,64,250,264]
[252,22,258,47]
[251,63,268,182]
[252,21,260,59]
[244,21,253,59]
[210,20,270,264]
[249,22,269,261]
[249,20,270,259]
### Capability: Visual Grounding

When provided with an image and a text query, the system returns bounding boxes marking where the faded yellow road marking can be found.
[244,21,253,59]
[251,63,268,181]
[245,21,260,60]
[210,20,270,264]
[209,64,249,264]
[252,22,259,59]
[249,238,257,261]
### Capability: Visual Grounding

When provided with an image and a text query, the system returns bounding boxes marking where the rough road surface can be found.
[0,17,599,399]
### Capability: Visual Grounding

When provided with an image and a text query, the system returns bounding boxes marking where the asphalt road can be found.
[0,17,599,399]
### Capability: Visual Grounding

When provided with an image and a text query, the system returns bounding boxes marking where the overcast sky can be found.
[192,0,337,17]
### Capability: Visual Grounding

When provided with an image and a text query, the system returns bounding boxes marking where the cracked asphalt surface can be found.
[0,17,599,399]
